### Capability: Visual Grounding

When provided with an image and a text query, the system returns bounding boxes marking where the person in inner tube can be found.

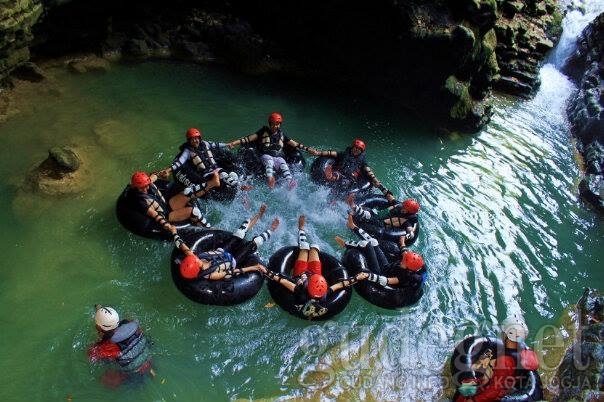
[88,305,154,388]
[347,193,420,243]
[178,204,280,280]
[335,214,425,289]
[263,215,369,305]
[455,315,540,402]
[310,138,392,197]
[158,127,241,190]
[226,112,315,190]
[129,169,220,251]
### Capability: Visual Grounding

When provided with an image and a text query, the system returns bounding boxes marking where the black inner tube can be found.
[116,179,196,240]
[352,194,420,246]
[309,156,372,196]
[449,336,544,402]
[266,246,352,320]
[342,247,426,309]
[170,229,265,306]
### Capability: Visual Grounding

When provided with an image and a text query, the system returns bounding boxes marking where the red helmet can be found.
[131,171,151,188]
[307,274,328,298]
[268,112,283,124]
[402,199,420,214]
[180,255,201,279]
[352,138,366,151]
[401,251,424,271]
[186,128,202,139]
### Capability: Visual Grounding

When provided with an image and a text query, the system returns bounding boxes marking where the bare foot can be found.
[346,193,356,208]
[267,176,276,189]
[334,236,346,248]
[346,213,357,230]
[240,184,254,191]
[208,170,221,189]
[287,179,297,190]
[298,215,306,230]
[270,218,280,231]
[249,203,267,229]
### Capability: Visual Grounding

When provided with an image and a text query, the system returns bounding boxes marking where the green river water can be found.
[0,12,603,401]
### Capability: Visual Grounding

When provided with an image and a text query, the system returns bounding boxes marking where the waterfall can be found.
[550,0,604,68]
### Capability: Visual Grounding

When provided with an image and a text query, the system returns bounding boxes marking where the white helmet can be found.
[501,315,528,342]
[95,306,119,331]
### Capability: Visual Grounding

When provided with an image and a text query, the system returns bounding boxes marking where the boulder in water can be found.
[66,55,111,74]
[26,146,91,195]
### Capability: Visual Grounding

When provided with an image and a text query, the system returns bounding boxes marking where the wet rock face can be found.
[566,12,604,144]
[230,0,559,132]
[565,12,604,213]
[0,0,43,84]
[551,288,604,401]
[493,0,561,97]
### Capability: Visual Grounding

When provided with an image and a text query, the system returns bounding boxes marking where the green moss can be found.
[0,46,29,71]
[0,0,37,20]
[487,51,500,78]
[445,75,473,119]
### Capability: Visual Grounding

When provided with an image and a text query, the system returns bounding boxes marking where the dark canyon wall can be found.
[1,0,562,133]
[565,11,604,213]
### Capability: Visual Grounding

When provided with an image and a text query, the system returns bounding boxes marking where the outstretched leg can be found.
[251,218,280,249]
[260,155,276,188]
[347,194,372,220]
[348,213,373,241]
[233,204,267,239]
[294,215,309,276]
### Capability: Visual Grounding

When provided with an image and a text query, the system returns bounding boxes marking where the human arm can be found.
[228,263,267,277]
[227,133,258,149]
[88,340,121,362]
[363,165,393,197]
[330,271,369,292]
[159,148,193,178]
[263,270,297,292]
[173,233,194,256]
[146,207,176,234]
[205,140,229,150]
[365,272,399,287]
[315,149,338,158]
[285,138,316,155]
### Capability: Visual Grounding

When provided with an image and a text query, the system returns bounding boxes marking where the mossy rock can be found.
[444,76,473,119]
[48,146,80,172]
[67,56,111,74]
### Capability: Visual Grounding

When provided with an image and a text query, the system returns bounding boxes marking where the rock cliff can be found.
[0,0,562,132]
[564,11,604,213]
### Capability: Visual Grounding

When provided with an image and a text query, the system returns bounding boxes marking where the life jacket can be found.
[335,147,366,180]
[176,141,219,173]
[385,210,418,228]
[292,273,330,318]
[197,249,236,277]
[257,127,284,157]
[128,183,169,215]
[110,321,150,374]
